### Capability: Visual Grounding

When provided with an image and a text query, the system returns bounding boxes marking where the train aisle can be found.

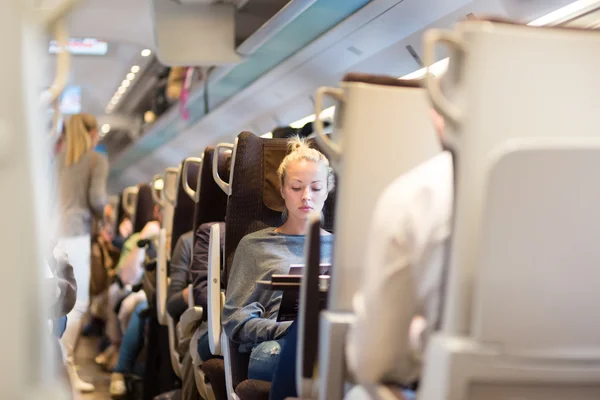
[76,337,111,400]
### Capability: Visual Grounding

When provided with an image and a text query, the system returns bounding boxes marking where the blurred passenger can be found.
[97,211,160,371]
[46,246,78,398]
[55,112,111,393]
[112,216,133,250]
[346,109,451,389]
[222,136,335,382]
[166,231,193,323]
[165,230,200,400]
[86,222,120,337]
[111,224,188,397]
[271,126,298,139]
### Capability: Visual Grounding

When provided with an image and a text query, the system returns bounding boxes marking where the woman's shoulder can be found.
[239,227,277,244]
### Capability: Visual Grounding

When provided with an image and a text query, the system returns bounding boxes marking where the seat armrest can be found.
[156,228,168,326]
[180,306,204,338]
[208,223,223,355]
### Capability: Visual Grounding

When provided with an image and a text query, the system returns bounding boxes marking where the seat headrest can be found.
[133,184,155,233]
[193,146,230,230]
[116,192,125,225]
[263,140,289,212]
[171,158,200,256]
[223,132,337,286]
[342,72,422,88]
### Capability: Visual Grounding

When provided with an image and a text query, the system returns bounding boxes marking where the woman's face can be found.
[280,159,329,223]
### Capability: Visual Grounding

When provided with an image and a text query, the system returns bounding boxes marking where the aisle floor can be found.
[75,337,111,400]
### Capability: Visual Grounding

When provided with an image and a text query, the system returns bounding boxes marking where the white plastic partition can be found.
[207,141,236,355]
[157,168,178,326]
[2,0,76,398]
[418,21,600,400]
[207,223,224,355]
[313,80,441,400]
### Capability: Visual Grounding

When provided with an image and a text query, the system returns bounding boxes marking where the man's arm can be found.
[347,192,419,385]
[167,232,193,320]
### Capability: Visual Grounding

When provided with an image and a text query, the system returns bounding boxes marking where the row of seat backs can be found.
[133,184,156,234]
[193,146,230,234]
[115,192,126,227]
[222,131,337,392]
[171,160,200,258]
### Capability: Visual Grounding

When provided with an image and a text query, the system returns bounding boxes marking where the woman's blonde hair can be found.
[277,135,335,193]
[64,113,97,167]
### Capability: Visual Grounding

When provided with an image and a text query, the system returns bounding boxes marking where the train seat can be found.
[418,20,600,400]
[217,131,335,400]
[308,72,442,399]
[179,145,231,400]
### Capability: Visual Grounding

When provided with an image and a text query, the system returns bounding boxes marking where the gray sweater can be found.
[56,150,109,237]
[222,227,333,351]
[167,231,193,321]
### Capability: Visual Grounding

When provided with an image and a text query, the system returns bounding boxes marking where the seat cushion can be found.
[201,358,227,400]
[235,379,272,400]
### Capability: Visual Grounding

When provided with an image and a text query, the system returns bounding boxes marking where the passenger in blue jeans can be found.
[109,300,148,396]
[222,137,335,381]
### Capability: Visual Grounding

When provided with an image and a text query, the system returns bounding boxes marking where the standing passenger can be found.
[55,112,111,393]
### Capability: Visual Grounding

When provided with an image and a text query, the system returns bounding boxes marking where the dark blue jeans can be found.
[247,336,288,382]
[197,332,216,362]
[53,316,68,338]
[269,321,298,399]
[114,300,148,374]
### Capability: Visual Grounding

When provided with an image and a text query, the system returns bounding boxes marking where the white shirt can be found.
[346,151,453,385]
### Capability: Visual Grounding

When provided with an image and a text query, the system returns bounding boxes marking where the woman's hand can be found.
[119,218,133,238]
[140,221,160,240]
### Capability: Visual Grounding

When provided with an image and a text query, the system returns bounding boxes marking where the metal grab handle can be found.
[163,167,179,205]
[314,87,343,164]
[42,18,69,141]
[423,29,465,131]
[39,0,80,26]
[182,157,203,201]
[43,19,70,107]
[212,143,234,196]
[151,174,165,207]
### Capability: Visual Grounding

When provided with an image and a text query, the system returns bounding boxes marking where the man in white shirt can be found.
[346,110,453,386]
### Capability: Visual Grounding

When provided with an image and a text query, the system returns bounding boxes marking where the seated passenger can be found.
[109,220,167,397]
[222,137,335,382]
[346,110,451,387]
[97,214,160,370]
[109,299,148,396]
[191,221,225,362]
[86,222,121,337]
[166,230,194,323]
[166,228,207,400]
[112,217,133,250]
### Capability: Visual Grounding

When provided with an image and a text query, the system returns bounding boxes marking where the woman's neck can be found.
[275,218,306,235]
